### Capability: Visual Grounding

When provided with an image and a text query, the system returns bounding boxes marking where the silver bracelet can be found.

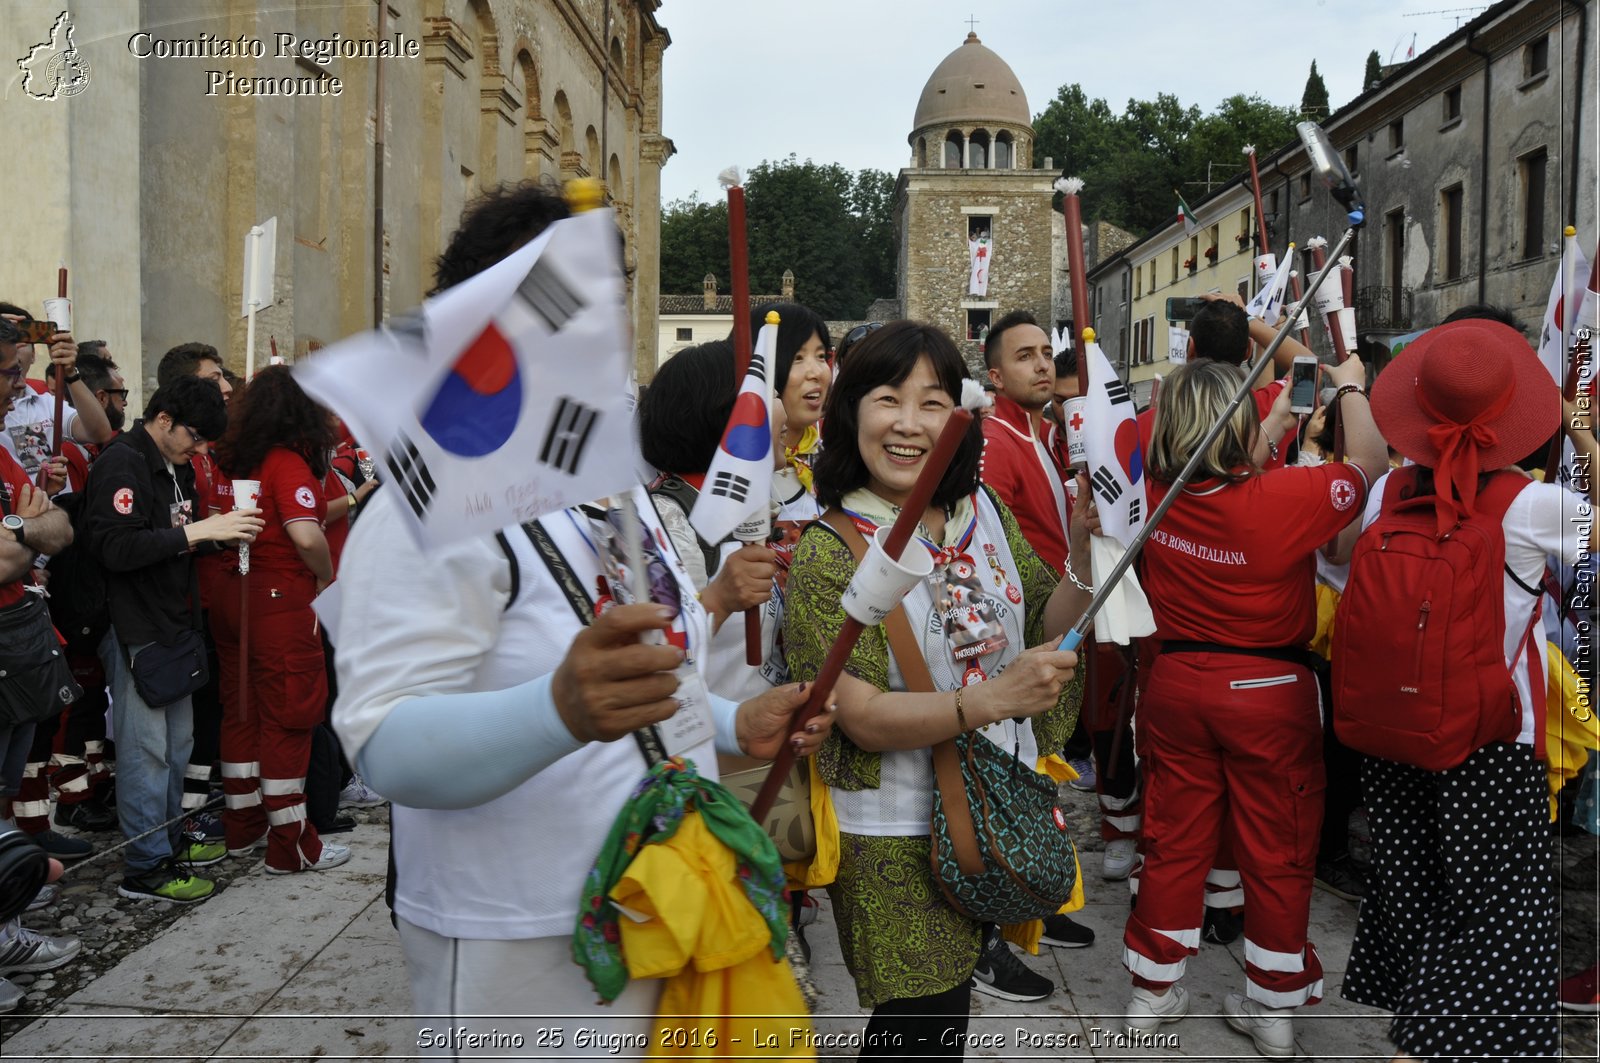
[1064,559,1093,593]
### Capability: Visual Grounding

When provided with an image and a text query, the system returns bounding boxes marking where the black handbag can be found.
[126,627,210,709]
[0,592,83,728]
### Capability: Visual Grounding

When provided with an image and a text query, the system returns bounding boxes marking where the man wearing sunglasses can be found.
[0,308,114,482]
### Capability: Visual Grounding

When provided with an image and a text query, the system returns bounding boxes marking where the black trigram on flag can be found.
[385,432,437,519]
[539,397,599,476]
[709,471,751,504]
[1103,378,1132,407]
[517,258,585,332]
[1091,467,1124,505]
[1127,497,1142,525]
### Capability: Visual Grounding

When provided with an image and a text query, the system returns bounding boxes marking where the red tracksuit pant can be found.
[211,568,327,871]
[1122,650,1326,1008]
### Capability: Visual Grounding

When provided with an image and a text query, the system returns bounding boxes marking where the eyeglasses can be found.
[101,388,129,401]
[179,423,207,446]
[0,366,21,382]
[836,321,884,362]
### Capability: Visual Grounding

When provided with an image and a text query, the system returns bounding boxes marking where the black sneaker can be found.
[1040,913,1095,948]
[317,812,359,835]
[30,829,93,861]
[54,800,117,833]
[1314,855,1367,901]
[968,925,1054,1002]
[1202,906,1243,945]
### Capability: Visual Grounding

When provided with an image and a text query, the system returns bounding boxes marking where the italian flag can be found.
[1175,190,1198,236]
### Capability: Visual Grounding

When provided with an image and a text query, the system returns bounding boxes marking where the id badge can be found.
[660,665,716,756]
[169,499,193,527]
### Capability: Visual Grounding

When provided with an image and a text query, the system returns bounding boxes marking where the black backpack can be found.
[43,490,110,646]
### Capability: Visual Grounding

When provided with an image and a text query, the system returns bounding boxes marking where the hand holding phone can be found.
[1289,355,1320,415]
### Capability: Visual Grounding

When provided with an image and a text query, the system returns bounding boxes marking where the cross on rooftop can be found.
[965,14,979,33]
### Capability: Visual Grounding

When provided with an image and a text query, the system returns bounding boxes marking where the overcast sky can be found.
[658,0,1464,204]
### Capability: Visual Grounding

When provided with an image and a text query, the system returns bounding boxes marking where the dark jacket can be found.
[83,423,206,647]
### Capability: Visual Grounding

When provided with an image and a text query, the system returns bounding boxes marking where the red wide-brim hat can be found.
[1370,318,1560,470]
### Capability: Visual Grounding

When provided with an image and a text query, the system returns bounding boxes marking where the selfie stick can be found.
[1057,123,1363,657]
[751,395,980,823]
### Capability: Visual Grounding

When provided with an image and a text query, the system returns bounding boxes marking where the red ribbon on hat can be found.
[1414,380,1514,534]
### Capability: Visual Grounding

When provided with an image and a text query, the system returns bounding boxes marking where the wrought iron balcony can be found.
[1356,285,1414,331]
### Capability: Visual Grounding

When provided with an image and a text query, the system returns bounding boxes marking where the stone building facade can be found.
[895,33,1059,372]
[1086,0,1594,406]
[1,0,672,406]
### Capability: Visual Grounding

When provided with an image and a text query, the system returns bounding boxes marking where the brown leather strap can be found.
[818,509,985,876]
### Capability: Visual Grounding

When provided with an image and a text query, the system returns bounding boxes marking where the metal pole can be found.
[244,227,262,380]
[1058,224,1359,653]
[373,0,386,327]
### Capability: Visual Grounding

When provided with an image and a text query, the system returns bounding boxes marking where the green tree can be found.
[1364,49,1383,91]
[1301,60,1330,117]
[658,193,730,296]
[1032,85,1296,236]
[659,157,896,320]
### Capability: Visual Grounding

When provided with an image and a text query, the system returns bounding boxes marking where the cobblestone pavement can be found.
[0,802,391,1047]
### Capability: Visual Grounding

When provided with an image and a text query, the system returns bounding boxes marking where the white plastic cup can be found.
[232,479,261,512]
[841,526,936,625]
[1061,397,1089,470]
[42,297,71,334]
[1253,253,1277,287]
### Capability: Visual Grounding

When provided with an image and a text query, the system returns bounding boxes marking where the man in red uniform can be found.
[973,310,1096,988]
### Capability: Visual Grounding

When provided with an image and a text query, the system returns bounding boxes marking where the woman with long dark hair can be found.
[211,366,349,874]
[783,320,1090,1056]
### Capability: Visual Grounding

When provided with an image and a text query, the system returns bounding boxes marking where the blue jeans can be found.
[110,642,194,872]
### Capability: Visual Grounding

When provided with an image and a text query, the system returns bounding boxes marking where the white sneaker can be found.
[1103,838,1138,880]
[1126,983,1189,1033]
[0,926,81,976]
[0,975,21,1014]
[338,775,386,809]
[266,842,352,875]
[1224,991,1296,1056]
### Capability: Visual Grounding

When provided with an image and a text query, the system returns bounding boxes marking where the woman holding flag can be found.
[784,321,1090,1057]
[1121,355,1384,1055]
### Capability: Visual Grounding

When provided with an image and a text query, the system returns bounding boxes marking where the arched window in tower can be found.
[944,131,965,168]
[917,137,927,168]
[994,132,1013,169]
[968,130,990,169]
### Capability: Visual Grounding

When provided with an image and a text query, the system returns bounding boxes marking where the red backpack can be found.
[1333,468,1543,771]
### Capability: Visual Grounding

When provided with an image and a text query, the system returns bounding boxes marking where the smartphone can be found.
[1166,296,1205,322]
[1289,355,1320,415]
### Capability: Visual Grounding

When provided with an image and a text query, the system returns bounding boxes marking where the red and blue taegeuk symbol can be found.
[718,391,770,461]
[1114,419,1143,485]
[419,323,522,457]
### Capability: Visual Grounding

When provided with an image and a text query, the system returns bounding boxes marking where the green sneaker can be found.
[117,860,216,904]
[178,840,227,867]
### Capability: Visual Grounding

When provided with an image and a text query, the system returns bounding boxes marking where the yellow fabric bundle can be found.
[613,810,814,1059]
[1545,641,1598,820]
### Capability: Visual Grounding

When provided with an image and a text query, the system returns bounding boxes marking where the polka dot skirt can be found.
[1343,742,1560,1062]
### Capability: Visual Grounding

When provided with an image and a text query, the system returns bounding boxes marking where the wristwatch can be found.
[63,370,81,384]
[2,513,25,547]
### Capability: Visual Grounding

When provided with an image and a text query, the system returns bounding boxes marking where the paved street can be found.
[0,789,1594,1061]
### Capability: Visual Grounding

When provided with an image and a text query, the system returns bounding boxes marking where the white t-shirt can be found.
[3,389,80,478]
[332,487,717,941]
[1361,473,1590,744]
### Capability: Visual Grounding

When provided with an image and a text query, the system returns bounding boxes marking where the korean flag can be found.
[689,319,778,545]
[295,208,638,548]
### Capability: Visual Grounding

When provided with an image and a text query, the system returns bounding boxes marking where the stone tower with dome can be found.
[895,31,1066,367]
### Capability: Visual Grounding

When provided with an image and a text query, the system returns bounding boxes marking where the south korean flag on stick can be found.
[690,316,778,545]
[295,206,638,548]
[1080,329,1156,644]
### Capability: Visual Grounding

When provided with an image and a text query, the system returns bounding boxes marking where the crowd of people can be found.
[0,178,1594,1063]
[0,315,384,1014]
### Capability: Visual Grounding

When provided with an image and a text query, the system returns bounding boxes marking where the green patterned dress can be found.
[783,487,1082,1008]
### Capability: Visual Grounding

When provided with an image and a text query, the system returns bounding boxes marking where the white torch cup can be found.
[841,526,936,626]
[1061,396,1089,471]
[42,298,71,334]
[232,479,260,574]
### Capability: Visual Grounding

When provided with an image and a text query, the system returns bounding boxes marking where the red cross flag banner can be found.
[1537,225,1598,483]
[295,207,637,548]
[968,234,991,297]
[1081,328,1155,644]
[689,318,777,545]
